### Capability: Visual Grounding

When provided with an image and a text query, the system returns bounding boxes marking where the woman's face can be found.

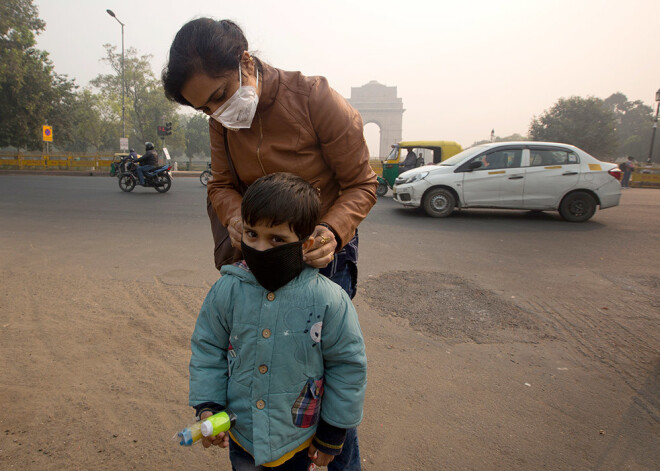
[180,57,259,115]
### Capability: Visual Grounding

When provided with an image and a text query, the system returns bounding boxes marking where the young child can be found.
[189,173,367,469]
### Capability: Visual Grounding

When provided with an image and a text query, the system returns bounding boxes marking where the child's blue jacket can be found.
[189,264,367,466]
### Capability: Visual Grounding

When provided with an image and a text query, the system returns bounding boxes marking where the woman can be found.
[162,18,376,470]
[163,18,376,300]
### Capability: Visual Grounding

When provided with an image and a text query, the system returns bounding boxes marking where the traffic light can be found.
[157,122,173,137]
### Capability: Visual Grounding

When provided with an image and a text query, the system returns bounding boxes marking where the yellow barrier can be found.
[0,152,115,170]
[631,168,660,187]
[369,160,383,177]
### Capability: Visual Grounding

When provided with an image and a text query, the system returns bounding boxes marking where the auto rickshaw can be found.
[110,152,142,177]
[376,140,463,196]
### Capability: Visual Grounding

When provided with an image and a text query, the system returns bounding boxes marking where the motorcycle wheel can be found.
[118,174,136,192]
[154,174,172,193]
[200,170,212,186]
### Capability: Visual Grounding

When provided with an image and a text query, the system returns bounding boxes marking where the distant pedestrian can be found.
[620,156,635,189]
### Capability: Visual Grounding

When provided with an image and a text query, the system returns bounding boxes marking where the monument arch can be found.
[347,81,404,158]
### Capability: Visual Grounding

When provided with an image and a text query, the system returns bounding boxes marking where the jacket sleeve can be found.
[207,119,243,227]
[189,279,233,408]
[308,77,378,247]
[319,288,367,429]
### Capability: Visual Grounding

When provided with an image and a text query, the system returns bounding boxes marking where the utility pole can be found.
[106,10,125,140]
[647,89,660,165]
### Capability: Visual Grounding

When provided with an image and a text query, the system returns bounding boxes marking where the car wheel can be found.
[376,182,388,197]
[423,188,455,218]
[559,191,596,222]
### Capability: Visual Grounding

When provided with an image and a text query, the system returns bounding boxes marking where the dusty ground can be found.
[0,177,659,470]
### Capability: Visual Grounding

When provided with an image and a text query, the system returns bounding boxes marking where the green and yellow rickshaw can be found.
[376,140,463,196]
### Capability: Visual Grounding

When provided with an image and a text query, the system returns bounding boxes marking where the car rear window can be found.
[529,149,580,166]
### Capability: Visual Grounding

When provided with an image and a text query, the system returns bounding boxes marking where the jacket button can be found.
[256,400,265,410]
[262,329,271,339]
[267,292,275,301]
[259,365,268,374]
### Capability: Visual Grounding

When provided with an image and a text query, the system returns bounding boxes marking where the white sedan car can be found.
[392,142,622,222]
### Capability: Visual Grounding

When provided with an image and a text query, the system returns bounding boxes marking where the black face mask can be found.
[241,239,306,292]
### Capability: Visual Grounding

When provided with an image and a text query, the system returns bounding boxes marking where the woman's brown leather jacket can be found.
[207,62,377,248]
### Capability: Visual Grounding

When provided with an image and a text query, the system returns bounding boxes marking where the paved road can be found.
[2,174,657,281]
[1,175,659,470]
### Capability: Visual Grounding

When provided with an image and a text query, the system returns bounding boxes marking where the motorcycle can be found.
[117,156,173,193]
[200,162,212,186]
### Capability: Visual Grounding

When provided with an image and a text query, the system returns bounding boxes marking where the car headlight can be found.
[401,171,429,184]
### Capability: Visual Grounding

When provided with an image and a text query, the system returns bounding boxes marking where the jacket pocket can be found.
[227,342,240,378]
[291,378,324,428]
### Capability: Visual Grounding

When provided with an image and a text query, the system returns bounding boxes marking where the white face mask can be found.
[210,62,259,131]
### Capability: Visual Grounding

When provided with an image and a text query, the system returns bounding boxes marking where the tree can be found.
[529,96,618,158]
[603,92,654,159]
[59,89,107,152]
[90,44,184,152]
[0,0,76,150]
[185,114,211,163]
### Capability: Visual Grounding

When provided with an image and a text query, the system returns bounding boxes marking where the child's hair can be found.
[241,173,321,240]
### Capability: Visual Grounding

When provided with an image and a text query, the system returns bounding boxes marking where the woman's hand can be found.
[199,411,230,449]
[228,216,243,249]
[303,225,337,268]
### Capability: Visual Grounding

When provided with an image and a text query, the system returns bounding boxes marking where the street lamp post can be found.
[106,9,125,140]
[648,88,660,165]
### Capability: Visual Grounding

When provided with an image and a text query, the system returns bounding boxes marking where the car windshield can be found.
[437,146,488,166]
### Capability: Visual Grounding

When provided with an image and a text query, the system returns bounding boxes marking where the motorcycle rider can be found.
[128,148,138,160]
[136,142,158,185]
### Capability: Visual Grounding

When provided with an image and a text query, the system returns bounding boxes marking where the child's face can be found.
[242,221,300,251]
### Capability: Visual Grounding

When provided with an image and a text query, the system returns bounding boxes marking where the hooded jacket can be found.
[189,264,367,466]
[207,62,377,248]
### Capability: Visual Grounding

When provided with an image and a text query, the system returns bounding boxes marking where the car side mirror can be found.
[458,160,483,172]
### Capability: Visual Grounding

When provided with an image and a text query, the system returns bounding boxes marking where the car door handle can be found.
[562,171,578,176]
[508,175,524,180]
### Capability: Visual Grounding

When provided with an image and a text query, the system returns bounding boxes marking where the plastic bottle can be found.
[177,410,237,446]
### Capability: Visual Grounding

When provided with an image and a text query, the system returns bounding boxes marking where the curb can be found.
[0,170,200,177]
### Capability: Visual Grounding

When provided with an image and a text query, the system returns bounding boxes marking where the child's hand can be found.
[199,411,230,449]
[308,444,335,467]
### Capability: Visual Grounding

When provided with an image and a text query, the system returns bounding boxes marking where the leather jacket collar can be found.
[256,60,278,111]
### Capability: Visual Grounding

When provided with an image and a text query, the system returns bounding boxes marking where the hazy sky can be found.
[34,0,659,155]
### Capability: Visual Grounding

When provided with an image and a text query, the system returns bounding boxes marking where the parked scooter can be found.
[200,162,212,186]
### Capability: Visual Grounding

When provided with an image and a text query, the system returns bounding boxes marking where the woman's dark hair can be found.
[242,173,321,240]
[162,18,249,106]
